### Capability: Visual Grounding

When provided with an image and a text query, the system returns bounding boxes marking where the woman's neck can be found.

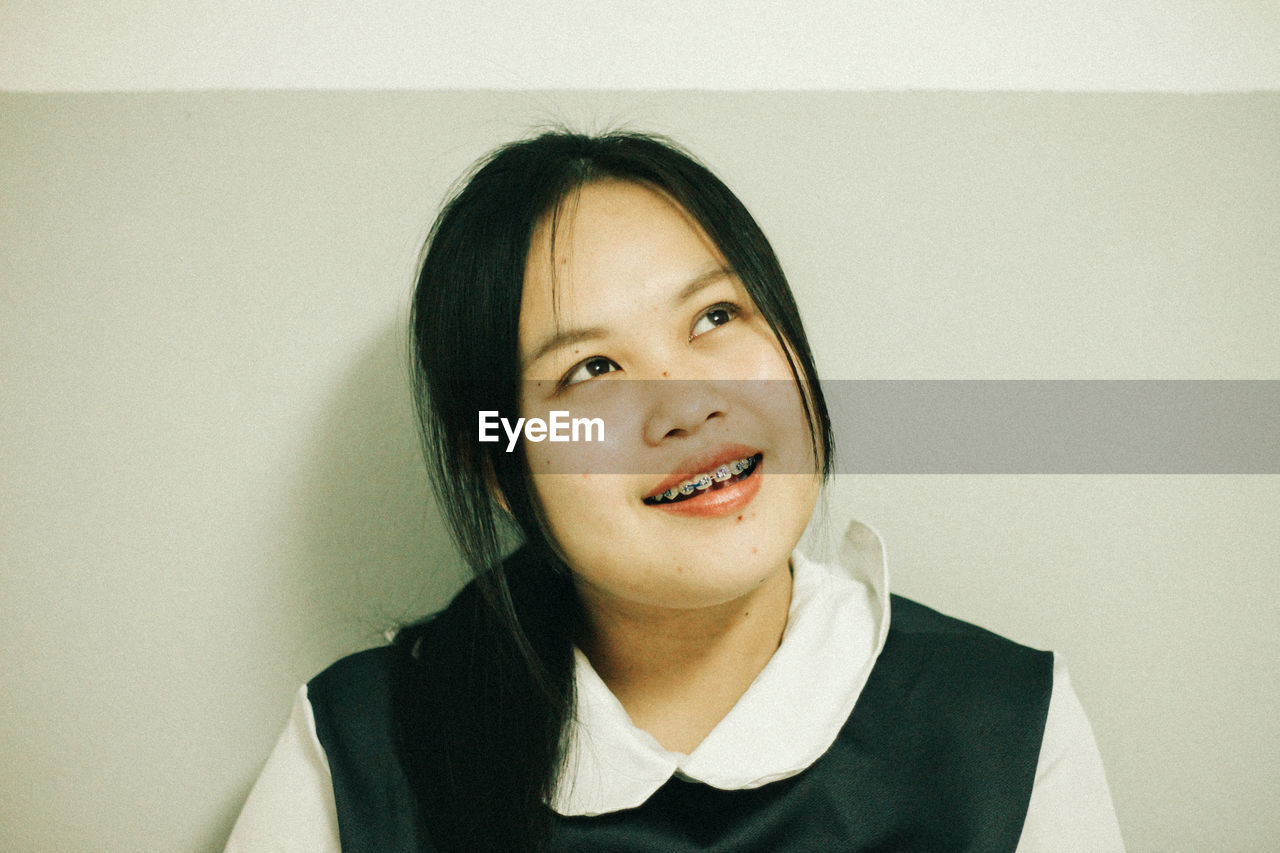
[576,562,794,754]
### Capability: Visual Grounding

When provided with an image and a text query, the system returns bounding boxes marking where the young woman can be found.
[227,131,1123,851]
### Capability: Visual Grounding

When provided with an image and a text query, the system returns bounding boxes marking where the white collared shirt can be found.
[227,521,1125,851]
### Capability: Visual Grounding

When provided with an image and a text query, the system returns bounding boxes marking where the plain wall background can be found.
[2,90,1277,851]
[3,2,1279,91]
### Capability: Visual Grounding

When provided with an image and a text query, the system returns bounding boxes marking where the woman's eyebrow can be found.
[673,266,734,307]
[522,267,735,370]
[522,326,608,371]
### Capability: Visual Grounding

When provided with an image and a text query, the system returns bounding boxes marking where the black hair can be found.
[401,130,833,851]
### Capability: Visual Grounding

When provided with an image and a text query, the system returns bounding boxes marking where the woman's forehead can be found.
[520,180,727,326]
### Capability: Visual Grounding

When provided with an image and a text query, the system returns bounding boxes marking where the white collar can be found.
[553,519,891,817]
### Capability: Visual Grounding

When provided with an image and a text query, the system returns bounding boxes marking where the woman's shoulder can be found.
[304,643,412,774]
[300,603,474,851]
[307,643,404,704]
[873,593,1055,724]
[308,583,479,704]
[887,593,1039,647]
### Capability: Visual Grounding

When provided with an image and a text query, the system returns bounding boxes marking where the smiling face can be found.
[517,179,821,613]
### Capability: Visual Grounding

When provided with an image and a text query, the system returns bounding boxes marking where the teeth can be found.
[648,455,758,502]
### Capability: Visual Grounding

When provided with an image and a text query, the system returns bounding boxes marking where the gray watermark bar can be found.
[496,380,1279,474]
[828,380,1279,473]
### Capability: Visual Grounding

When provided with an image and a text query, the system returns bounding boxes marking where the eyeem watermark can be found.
[478,410,605,452]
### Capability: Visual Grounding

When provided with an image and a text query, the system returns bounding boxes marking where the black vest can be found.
[309,595,1052,852]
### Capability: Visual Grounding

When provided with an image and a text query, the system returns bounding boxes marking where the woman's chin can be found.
[572,547,793,615]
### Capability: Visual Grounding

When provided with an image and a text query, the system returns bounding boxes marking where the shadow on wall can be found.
[208,318,470,849]
[295,319,470,663]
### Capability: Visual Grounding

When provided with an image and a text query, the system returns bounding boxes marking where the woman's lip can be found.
[649,455,764,518]
[642,443,763,500]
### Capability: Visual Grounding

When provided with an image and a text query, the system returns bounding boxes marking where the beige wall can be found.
[4,4,1279,91]
[1,91,1277,850]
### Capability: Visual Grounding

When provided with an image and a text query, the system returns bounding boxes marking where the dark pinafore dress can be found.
[308,595,1053,852]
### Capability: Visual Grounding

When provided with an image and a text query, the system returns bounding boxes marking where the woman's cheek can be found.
[529,471,644,587]
[524,389,644,476]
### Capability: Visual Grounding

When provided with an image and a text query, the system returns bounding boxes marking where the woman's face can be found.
[517,179,821,613]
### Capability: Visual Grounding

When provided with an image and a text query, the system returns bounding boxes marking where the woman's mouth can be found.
[642,453,762,506]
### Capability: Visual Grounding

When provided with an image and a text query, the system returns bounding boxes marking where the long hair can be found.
[403,130,833,851]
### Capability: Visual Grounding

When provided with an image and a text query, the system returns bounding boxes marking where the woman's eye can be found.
[690,303,740,338]
[562,356,621,388]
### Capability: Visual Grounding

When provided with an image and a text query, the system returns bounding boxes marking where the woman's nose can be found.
[641,379,730,445]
